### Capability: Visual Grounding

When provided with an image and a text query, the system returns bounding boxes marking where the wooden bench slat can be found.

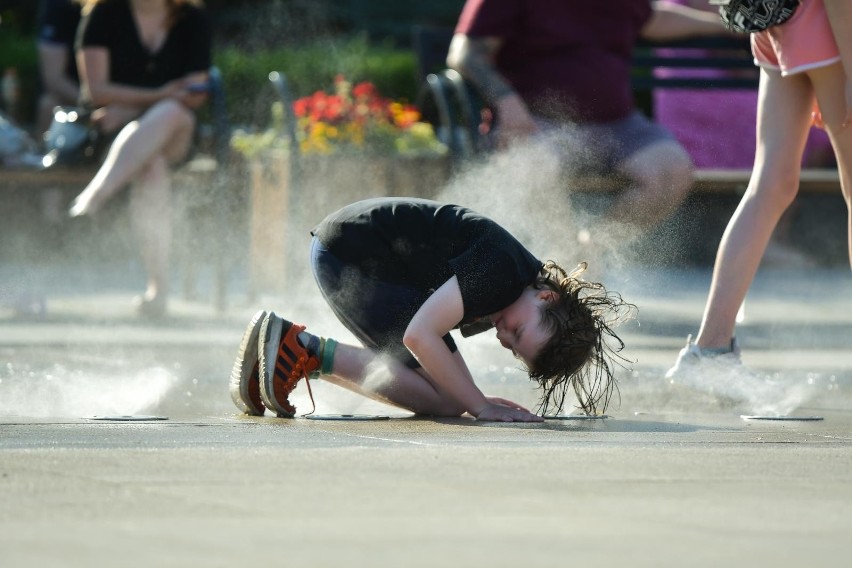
[569,169,840,194]
[2,154,220,188]
[693,168,841,194]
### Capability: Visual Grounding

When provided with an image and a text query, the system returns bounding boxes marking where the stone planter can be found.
[248,150,451,297]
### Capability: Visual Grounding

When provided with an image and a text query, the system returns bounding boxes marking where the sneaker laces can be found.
[278,325,317,416]
[292,354,316,417]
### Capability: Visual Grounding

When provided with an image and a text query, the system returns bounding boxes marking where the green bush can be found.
[0,27,420,130]
[214,34,419,126]
[0,29,39,123]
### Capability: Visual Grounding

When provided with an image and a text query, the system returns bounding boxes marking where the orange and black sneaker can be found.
[229,310,267,415]
[258,312,319,417]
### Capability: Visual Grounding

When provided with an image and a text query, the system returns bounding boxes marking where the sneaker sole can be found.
[229,309,267,415]
[258,311,295,417]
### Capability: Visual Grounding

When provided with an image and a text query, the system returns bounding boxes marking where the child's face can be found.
[490,288,556,366]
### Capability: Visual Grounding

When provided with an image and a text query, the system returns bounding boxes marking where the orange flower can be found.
[291,76,436,155]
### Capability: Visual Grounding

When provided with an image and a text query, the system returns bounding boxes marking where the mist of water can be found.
[4,86,847,421]
[0,362,178,418]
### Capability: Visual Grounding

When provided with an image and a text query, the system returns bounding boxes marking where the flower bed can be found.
[237,77,451,296]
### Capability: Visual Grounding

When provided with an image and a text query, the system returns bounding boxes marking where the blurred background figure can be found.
[35,0,82,136]
[446,0,725,244]
[68,0,212,318]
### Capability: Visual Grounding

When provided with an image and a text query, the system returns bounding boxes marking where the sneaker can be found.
[666,334,741,379]
[665,335,773,403]
[258,312,320,417]
[229,309,268,415]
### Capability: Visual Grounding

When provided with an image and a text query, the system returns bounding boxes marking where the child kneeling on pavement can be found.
[230,197,634,421]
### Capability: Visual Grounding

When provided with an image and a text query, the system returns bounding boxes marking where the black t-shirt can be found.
[311,198,543,324]
[76,0,211,88]
[37,0,82,82]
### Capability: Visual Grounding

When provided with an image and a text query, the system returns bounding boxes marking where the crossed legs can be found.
[69,99,196,312]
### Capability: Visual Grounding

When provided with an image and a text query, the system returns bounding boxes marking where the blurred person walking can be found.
[667,0,852,398]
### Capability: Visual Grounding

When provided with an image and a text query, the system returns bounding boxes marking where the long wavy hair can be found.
[79,0,204,16]
[528,261,636,416]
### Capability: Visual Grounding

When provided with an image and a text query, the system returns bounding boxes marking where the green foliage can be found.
[229,101,290,159]
[393,122,447,157]
[0,25,420,131]
[214,34,418,126]
[0,29,39,122]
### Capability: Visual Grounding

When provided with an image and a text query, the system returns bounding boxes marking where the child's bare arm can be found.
[404,277,541,422]
[403,276,487,414]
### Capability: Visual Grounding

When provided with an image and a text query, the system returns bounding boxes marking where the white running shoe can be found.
[667,336,805,415]
[666,334,741,378]
[665,335,756,402]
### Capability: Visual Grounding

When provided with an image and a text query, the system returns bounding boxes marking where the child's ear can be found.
[537,289,559,303]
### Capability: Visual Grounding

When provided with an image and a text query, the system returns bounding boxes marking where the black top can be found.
[76,0,211,89]
[311,198,543,326]
[37,0,82,82]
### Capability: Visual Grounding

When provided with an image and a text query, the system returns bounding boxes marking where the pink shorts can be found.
[750,0,842,76]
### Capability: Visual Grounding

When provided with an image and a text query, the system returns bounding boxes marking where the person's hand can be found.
[91,104,142,133]
[158,77,191,99]
[166,77,209,109]
[475,399,543,422]
[493,93,538,148]
[176,89,208,109]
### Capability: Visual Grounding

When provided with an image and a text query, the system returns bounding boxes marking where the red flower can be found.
[293,98,309,118]
[321,95,346,121]
[352,81,378,100]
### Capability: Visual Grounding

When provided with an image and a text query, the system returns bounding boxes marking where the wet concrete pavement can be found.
[2,259,852,567]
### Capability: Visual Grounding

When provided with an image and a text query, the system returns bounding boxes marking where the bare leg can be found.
[69,99,195,217]
[696,69,814,348]
[319,342,467,417]
[74,99,195,314]
[610,139,694,229]
[129,155,172,313]
[807,63,852,268]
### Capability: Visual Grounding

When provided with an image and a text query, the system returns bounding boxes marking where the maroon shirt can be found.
[455,0,652,123]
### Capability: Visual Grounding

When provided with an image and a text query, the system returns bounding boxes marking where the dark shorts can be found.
[533,111,678,174]
[310,237,457,368]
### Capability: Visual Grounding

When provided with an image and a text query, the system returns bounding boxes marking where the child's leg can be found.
[318,343,467,417]
[695,69,815,349]
[307,238,468,416]
[806,62,852,268]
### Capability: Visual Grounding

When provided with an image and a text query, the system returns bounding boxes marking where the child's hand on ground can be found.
[476,399,543,422]
[485,396,531,412]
